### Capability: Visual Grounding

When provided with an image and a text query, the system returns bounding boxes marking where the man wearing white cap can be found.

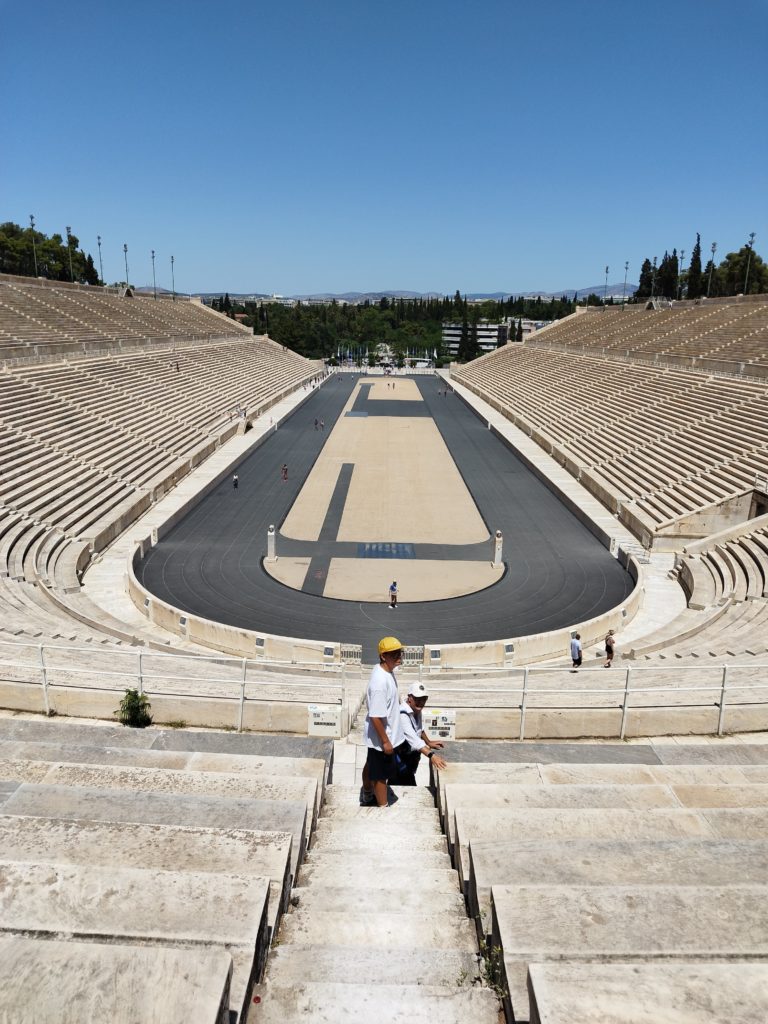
[395,681,447,786]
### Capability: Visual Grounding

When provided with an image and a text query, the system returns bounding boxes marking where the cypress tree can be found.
[636,259,653,299]
[687,234,703,299]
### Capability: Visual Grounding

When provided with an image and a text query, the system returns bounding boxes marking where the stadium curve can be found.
[134,375,635,662]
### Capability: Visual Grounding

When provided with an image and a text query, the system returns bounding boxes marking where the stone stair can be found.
[248,783,501,1023]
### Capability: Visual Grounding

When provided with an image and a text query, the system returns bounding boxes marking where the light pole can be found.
[65,226,74,282]
[677,249,685,300]
[651,256,658,299]
[622,261,629,308]
[151,250,157,299]
[29,215,38,277]
[97,235,103,285]
[744,232,756,294]
[707,242,717,297]
[603,265,609,310]
[123,244,129,287]
[170,255,175,301]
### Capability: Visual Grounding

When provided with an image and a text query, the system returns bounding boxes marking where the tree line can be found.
[0,222,100,284]
[635,233,766,300]
[210,291,577,364]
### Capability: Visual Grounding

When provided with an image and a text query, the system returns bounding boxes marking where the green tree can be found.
[657,250,678,299]
[687,234,703,299]
[715,245,768,296]
[635,259,654,299]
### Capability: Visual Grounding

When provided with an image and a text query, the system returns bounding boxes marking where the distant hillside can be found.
[180,284,638,303]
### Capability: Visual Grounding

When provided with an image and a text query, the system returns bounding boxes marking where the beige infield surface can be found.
[267,377,499,602]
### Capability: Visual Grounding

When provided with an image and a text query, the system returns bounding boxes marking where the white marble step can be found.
[261,945,483,988]
[323,785,435,808]
[247,981,499,1023]
[277,910,479,950]
[301,848,452,872]
[288,886,466,916]
[297,863,460,893]
[310,827,446,852]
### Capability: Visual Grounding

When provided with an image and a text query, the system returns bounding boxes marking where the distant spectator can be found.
[233,473,239,491]
[570,633,582,671]
[389,580,398,609]
[281,463,288,482]
[604,629,616,668]
[314,418,318,430]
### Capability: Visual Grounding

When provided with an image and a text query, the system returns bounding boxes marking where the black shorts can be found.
[366,746,397,782]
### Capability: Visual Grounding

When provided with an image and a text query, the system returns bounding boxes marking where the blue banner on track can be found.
[357,543,415,558]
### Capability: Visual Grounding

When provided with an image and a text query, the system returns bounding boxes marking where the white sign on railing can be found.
[307,704,342,738]
[423,708,456,740]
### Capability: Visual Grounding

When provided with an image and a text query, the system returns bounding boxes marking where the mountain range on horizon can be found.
[135,283,639,302]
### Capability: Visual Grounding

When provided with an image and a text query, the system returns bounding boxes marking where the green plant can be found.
[478,938,507,1000]
[163,719,187,730]
[116,689,153,728]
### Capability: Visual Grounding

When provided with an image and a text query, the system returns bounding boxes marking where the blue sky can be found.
[2,0,766,295]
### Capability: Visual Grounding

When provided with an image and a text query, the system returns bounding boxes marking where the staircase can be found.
[248,784,501,1022]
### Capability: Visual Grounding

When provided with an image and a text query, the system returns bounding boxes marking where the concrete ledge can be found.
[0,814,292,937]
[528,962,768,1024]
[492,884,768,1023]
[2,782,308,877]
[0,860,269,1022]
[468,837,768,939]
[0,936,233,1024]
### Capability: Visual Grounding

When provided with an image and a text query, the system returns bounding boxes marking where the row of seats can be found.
[0,338,315,592]
[0,286,320,672]
[0,715,331,1024]
[0,280,251,357]
[436,748,768,1023]
[528,299,768,370]
[627,522,768,664]
[454,342,768,530]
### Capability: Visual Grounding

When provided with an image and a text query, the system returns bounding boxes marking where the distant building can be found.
[441,320,507,356]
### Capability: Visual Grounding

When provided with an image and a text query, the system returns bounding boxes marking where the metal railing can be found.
[0,640,361,733]
[2,640,767,740]
[403,662,768,740]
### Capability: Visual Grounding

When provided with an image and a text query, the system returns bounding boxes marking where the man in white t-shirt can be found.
[360,636,405,808]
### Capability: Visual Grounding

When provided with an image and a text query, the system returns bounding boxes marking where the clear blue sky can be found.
[2,0,766,295]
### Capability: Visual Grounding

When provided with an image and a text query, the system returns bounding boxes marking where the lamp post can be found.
[123,244,129,287]
[97,235,103,285]
[707,242,717,297]
[29,215,38,277]
[170,255,175,301]
[650,256,658,299]
[65,226,74,282]
[744,232,756,294]
[603,265,609,310]
[151,250,157,299]
[622,261,629,309]
[678,250,685,300]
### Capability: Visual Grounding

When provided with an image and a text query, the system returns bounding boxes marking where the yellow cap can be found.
[378,636,403,656]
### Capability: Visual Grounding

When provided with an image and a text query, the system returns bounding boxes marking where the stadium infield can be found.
[136,374,633,661]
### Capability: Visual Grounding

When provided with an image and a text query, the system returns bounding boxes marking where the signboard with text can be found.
[308,704,342,738]
[423,708,456,741]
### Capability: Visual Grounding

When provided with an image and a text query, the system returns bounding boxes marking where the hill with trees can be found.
[0,222,100,284]
[635,233,766,300]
